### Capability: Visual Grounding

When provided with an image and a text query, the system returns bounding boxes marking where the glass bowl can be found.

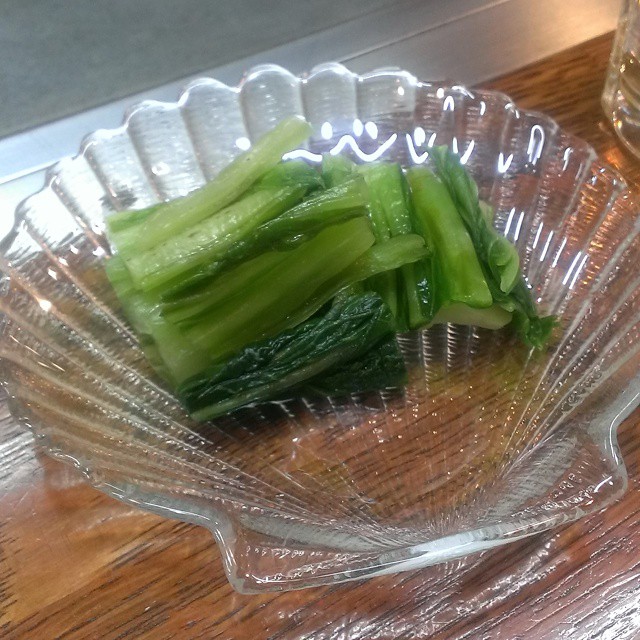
[1,64,638,593]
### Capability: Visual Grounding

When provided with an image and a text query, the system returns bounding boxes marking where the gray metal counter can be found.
[0,0,622,222]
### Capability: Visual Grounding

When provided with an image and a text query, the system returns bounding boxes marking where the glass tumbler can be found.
[602,0,640,157]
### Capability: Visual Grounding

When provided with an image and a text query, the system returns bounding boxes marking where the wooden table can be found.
[1,33,639,639]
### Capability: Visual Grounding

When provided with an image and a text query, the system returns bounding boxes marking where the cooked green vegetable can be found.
[257,234,429,339]
[162,234,428,329]
[323,156,437,331]
[104,117,554,421]
[407,166,494,310]
[405,165,510,331]
[358,164,400,323]
[117,160,321,292]
[429,147,520,294]
[428,146,556,347]
[105,256,210,384]
[107,115,313,254]
[177,293,404,421]
[125,183,305,291]
[322,153,356,188]
[181,217,377,361]
[356,162,434,330]
[299,334,407,398]
[161,250,292,326]
[162,174,370,298]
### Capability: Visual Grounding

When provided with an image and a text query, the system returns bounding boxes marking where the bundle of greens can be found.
[105,116,554,420]
[323,150,555,346]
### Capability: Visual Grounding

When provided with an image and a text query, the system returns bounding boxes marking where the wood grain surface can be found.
[1,32,639,639]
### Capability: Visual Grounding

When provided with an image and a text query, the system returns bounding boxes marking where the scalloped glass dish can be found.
[1,64,639,593]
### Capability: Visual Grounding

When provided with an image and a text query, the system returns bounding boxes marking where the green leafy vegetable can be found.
[104,116,555,421]
[356,161,435,330]
[107,115,313,254]
[177,293,404,421]
[183,175,369,288]
[299,334,407,398]
[406,165,503,331]
[124,183,306,292]
[428,146,556,347]
[180,216,377,361]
